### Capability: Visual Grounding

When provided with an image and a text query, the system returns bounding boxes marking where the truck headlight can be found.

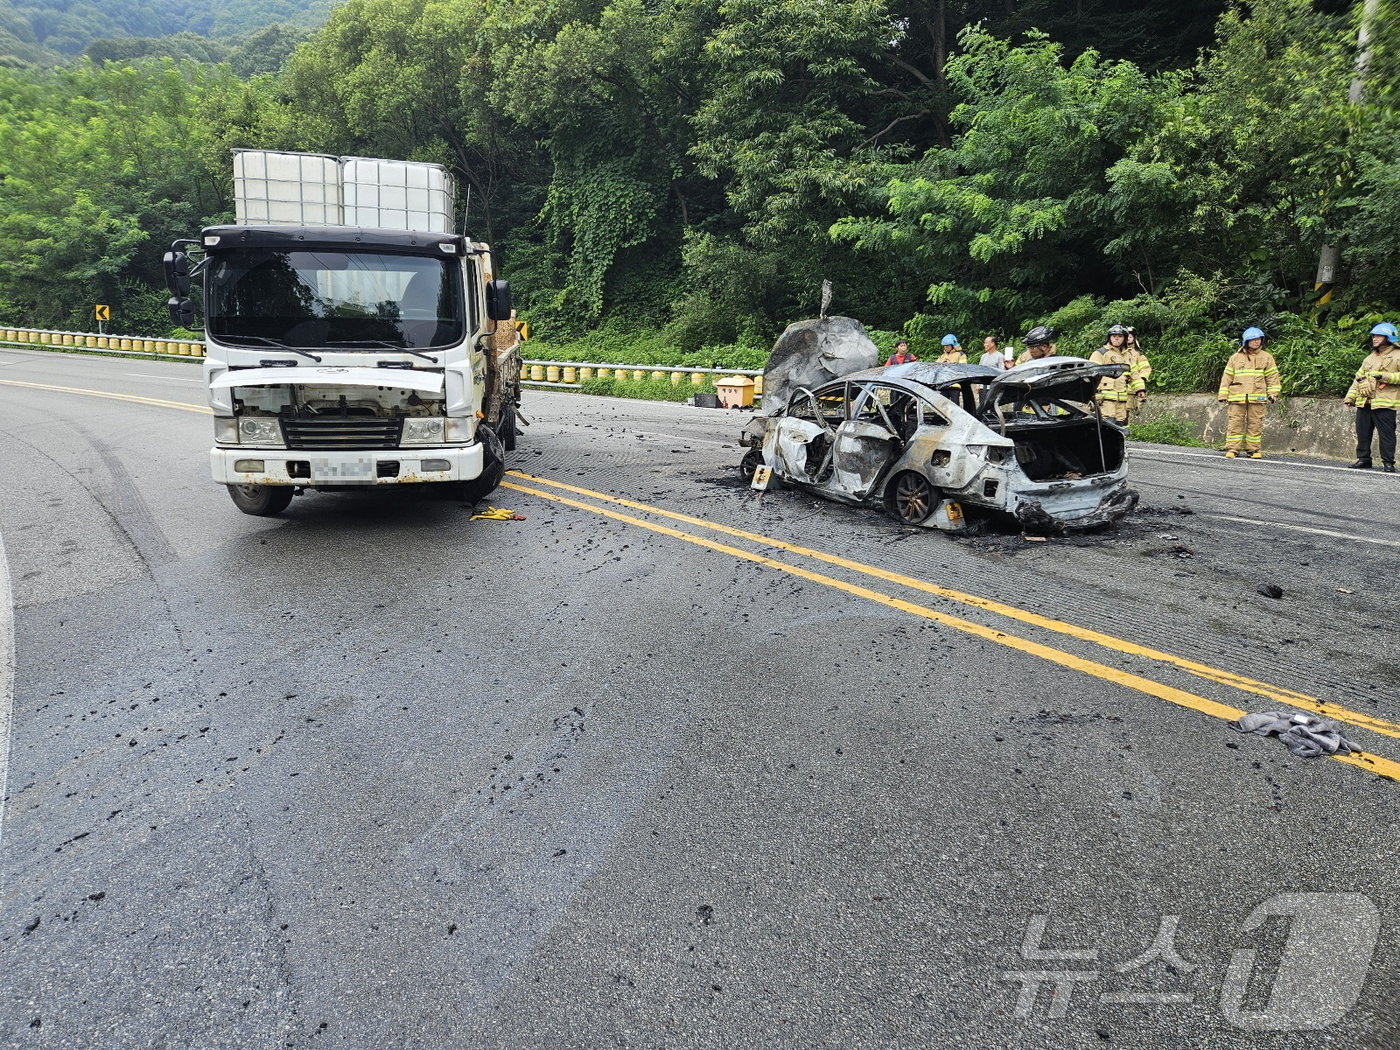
[402,417,446,446]
[238,417,284,447]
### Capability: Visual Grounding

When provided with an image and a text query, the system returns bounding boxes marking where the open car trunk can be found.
[1005,418,1125,481]
[981,357,1129,480]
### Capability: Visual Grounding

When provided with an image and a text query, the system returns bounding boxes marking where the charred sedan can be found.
[744,358,1138,532]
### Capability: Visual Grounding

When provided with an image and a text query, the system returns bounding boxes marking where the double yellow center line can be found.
[503,471,1400,783]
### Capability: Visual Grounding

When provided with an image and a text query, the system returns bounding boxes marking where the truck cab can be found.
[165,151,520,516]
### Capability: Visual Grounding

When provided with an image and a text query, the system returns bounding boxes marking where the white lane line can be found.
[124,372,201,383]
[0,528,14,874]
[1132,447,1390,477]
[1204,513,1400,549]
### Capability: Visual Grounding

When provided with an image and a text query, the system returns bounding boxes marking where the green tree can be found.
[676,0,895,345]
[278,0,537,245]
[833,26,1171,336]
[1102,0,1356,309]
[0,59,271,330]
[489,0,710,328]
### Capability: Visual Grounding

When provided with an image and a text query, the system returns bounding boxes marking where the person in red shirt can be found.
[885,338,918,366]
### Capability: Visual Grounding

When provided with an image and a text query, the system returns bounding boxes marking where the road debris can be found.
[470,507,527,521]
[1256,583,1284,599]
[1233,711,1359,758]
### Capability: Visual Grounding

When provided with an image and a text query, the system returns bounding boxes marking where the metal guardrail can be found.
[0,330,767,395]
[0,326,204,360]
[520,359,764,395]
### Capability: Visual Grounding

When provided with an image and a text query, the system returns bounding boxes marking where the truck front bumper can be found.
[210,444,485,486]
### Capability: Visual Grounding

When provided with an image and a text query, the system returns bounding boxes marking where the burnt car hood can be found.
[980,357,1125,413]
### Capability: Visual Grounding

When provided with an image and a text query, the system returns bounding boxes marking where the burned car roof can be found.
[860,361,1001,389]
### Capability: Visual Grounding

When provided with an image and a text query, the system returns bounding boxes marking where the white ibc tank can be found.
[341,157,455,233]
[233,150,342,226]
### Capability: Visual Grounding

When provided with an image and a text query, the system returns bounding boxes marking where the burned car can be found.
[742,357,1138,532]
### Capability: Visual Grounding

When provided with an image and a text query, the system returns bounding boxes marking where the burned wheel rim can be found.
[739,449,763,481]
[890,472,937,525]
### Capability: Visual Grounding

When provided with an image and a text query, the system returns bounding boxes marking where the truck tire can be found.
[500,403,518,451]
[227,484,294,516]
[458,424,505,503]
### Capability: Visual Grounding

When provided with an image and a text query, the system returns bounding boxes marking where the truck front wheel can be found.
[457,425,505,503]
[227,484,295,516]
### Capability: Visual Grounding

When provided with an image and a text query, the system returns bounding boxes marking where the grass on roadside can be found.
[1128,412,1210,447]
[578,375,717,402]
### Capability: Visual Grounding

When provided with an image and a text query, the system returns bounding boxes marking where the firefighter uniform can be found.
[1217,347,1281,455]
[1089,344,1143,423]
[1344,343,1400,469]
[936,349,968,364]
[1124,340,1152,418]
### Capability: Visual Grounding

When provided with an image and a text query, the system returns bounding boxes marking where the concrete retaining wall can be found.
[1137,394,1363,461]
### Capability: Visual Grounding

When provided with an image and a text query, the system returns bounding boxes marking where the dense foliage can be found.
[0,0,329,59]
[0,0,1396,394]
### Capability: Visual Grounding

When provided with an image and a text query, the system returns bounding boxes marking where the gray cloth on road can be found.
[1233,711,1358,758]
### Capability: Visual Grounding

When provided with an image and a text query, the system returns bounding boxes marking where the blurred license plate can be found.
[311,457,373,481]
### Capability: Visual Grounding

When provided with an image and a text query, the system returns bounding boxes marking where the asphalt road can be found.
[1,347,1397,1050]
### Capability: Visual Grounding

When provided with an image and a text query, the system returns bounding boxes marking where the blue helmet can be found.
[1370,322,1398,343]
[941,334,959,346]
[1241,326,1266,344]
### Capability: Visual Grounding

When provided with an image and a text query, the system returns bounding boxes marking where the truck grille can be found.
[281,417,404,450]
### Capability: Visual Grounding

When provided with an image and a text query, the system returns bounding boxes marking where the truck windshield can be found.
[206,248,465,350]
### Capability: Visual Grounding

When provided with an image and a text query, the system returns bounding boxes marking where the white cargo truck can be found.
[164,149,522,516]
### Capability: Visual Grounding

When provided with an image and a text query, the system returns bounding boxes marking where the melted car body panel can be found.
[754,361,1136,532]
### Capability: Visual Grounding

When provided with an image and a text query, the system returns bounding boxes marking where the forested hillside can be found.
[0,0,1396,392]
[0,0,330,60]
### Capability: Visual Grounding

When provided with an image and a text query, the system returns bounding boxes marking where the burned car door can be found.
[767,385,846,483]
[829,382,908,499]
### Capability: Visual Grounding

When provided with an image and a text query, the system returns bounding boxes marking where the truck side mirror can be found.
[486,279,513,322]
[168,296,197,327]
[163,251,191,296]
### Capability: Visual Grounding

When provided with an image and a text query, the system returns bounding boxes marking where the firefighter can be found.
[1216,327,1281,458]
[1344,322,1400,472]
[1013,325,1059,365]
[884,338,918,366]
[1123,327,1152,416]
[936,334,967,364]
[1089,324,1143,423]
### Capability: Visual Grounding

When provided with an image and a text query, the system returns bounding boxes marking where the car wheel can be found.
[227,484,294,517]
[740,448,764,481]
[887,472,939,525]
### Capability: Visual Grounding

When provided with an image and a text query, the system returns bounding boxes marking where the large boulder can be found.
[761,316,880,415]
